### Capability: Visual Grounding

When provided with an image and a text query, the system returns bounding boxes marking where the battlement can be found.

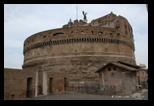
[24,12,134,50]
[62,12,133,36]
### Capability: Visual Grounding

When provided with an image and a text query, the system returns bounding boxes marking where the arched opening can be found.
[74,39,76,42]
[26,77,33,98]
[113,67,117,71]
[90,38,92,42]
[117,33,120,36]
[92,38,94,42]
[81,38,83,42]
[53,32,64,36]
[98,31,103,35]
[37,84,42,95]
[87,38,89,42]
[43,36,46,38]
[77,39,79,42]
[64,39,66,43]
[81,31,83,34]
[108,67,111,71]
[64,78,67,91]
[49,77,53,93]
[91,31,94,34]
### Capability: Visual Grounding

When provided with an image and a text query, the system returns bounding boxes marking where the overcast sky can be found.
[4,4,148,69]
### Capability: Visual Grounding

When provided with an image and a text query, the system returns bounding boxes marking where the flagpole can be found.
[76,4,78,20]
[76,4,78,26]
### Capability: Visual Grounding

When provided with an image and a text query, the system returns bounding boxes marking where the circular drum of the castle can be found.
[23,26,136,81]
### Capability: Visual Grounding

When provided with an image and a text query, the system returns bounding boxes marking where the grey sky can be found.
[4,4,148,69]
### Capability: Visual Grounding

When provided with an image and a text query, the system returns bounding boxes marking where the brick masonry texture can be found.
[5,12,146,100]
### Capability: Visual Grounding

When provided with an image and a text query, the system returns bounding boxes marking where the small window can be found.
[113,67,116,71]
[11,94,15,97]
[117,33,120,36]
[108,67,111,71]
[53,32,64,36]
[91,31,94,34]
[98,31,103,35]
[81,31,83,34]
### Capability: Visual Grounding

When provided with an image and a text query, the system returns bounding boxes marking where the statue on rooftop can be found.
[82,11,87,20]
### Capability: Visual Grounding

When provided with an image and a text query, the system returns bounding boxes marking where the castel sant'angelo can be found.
[4,11,148,100]
[23,12,135,81]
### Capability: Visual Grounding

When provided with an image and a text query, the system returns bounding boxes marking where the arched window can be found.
[108,67,111,71]
[53,32,64,36]
[26,77,33,97]
[98,31,103,35]
[117,33,120,36]
[113,67,117,71]
[81,31,83,34]
[49,77,53,93]
[91,31,94,34]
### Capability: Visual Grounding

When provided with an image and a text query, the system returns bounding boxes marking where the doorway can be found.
[26,77,33,97]
[64,77,67,91]
[49,77,53,93]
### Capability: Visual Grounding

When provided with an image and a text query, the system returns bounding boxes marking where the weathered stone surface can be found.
[23,12,135,82]
[4,68,68,100]
[4,12,140,100]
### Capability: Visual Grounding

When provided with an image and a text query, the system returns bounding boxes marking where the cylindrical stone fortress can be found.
[22,12,136,81]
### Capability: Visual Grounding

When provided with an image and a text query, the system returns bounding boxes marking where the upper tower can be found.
[63,12,134,43]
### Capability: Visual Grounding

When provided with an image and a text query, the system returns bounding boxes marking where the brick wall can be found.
[4,68,68,100]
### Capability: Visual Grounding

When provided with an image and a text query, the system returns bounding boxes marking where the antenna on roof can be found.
[76,4,78,26]
[76,4,78,20]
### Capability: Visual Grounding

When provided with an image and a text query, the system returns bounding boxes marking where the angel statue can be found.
[82,11,87,20]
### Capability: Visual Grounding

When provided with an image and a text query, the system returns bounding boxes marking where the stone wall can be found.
[137,70,148,89]
[4,68,68,100]
[4,12,139,100]
[22,13,136,83]
[22,28,135,82]
[98,66,137,95]
[4,68,36,100]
